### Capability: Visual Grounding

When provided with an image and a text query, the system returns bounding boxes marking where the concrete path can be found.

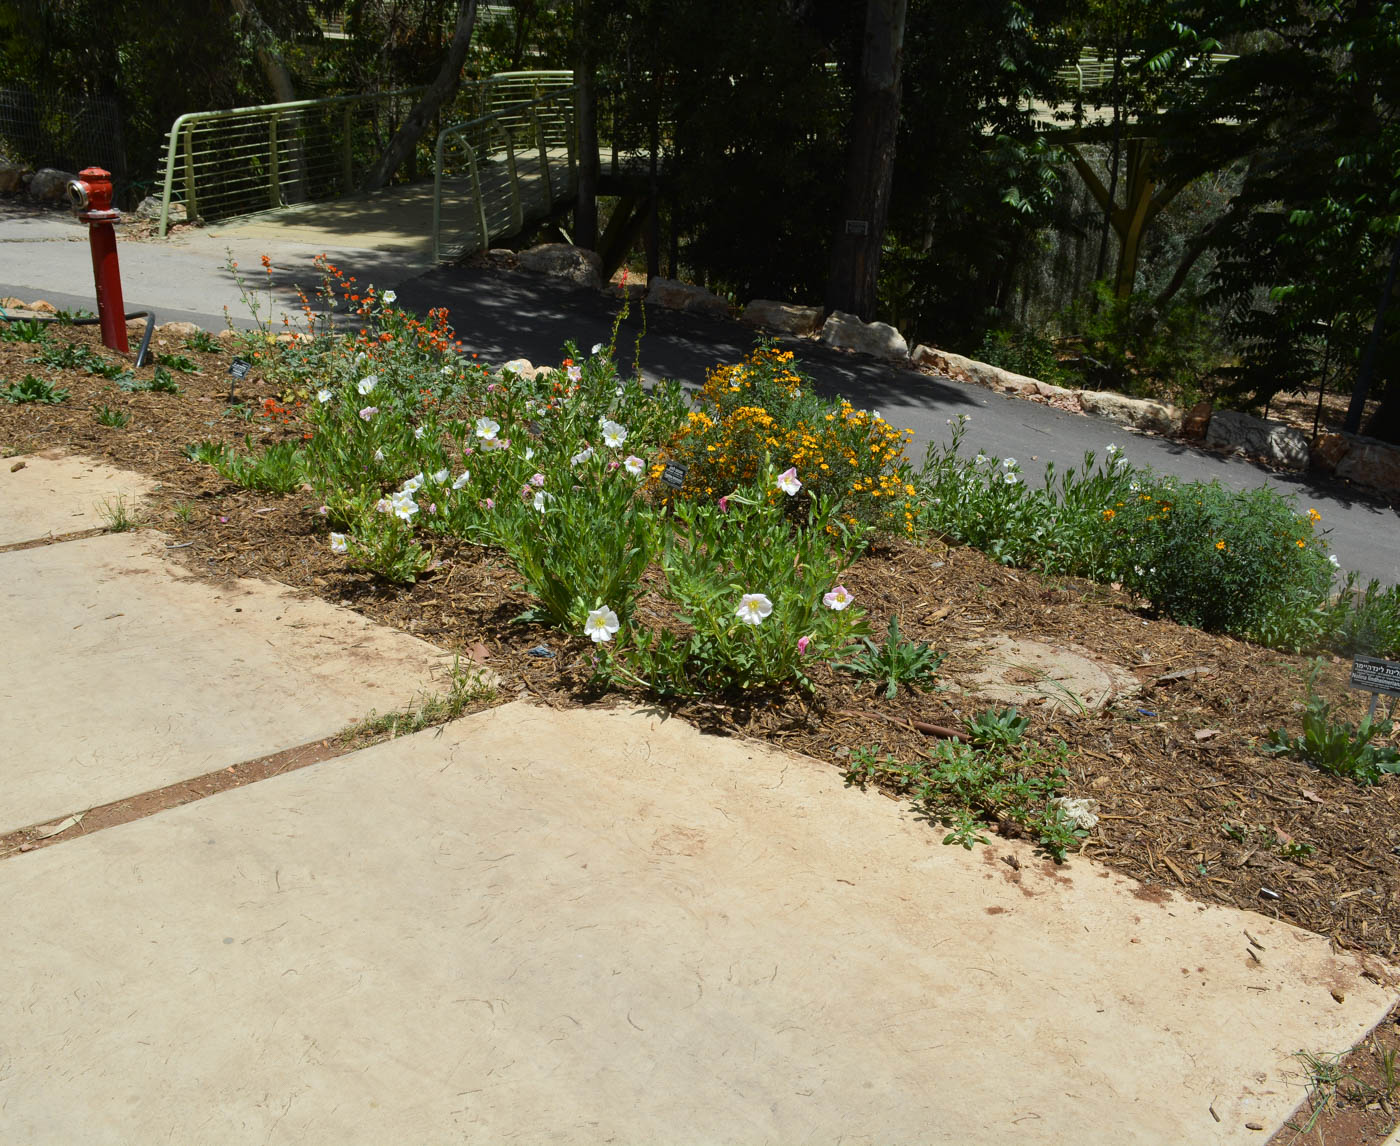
[0,456,451,832]
[0,456,1396,1142]
[0,450,154,546]
[2,700,1394,1145]
[3,200,1393,584]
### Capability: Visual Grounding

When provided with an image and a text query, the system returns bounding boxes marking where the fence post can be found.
[532,107,552,205]
[268,112,281,208]
[182,122,199,224]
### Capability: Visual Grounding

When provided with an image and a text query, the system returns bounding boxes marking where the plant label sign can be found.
[1350,655,1400,698]
[660,462,688,489]
[844,219,870,235]
[228,358,252,381]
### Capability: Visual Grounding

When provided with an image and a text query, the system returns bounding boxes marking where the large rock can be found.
[27,167,76,203]
[1205,409,1310,469]
[742,299,824,336]
[820,311,908,362]
[647,277,730,318]
[1335,437,1400,494]
[516,244,603,291]
[1076,389,1182,435]
[135,196,186,224]
[157,321,203,338]
[1181,400,1212,440]
[912,344,1038,395]
[1310,432,1352,474]
[0,160,31,193]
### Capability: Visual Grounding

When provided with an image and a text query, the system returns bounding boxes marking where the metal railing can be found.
[154,72,576,238]
[155,87,425,236]
[433,84,577,262]
[1055,52,1237,95]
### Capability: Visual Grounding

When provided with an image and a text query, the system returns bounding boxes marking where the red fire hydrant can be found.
[67,167,129,354]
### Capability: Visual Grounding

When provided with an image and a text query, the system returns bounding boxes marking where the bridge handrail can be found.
[156,87,426,237]
[1054,51,1238,96]
[433,85,578,263]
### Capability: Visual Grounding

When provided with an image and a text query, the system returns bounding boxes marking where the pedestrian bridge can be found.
[155,72,585,262]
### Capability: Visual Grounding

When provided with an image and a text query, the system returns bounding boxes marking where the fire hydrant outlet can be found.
[71,166,129,354]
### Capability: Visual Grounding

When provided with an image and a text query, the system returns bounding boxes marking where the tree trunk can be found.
[573,0,599,249]
[1346,231,1400,436]
[825,0,907,321]
[361,0,479,195]
[230,0,297,104]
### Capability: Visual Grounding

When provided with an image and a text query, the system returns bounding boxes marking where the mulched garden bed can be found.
[4,321,1398,976]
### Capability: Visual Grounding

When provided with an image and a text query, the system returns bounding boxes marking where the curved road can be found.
[2,210,1395,585]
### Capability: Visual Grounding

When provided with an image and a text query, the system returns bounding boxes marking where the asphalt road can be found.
[3,214,1396,585]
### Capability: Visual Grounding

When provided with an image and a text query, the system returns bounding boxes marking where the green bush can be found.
[1111,478,1333,648]
[1325,576,1400,660]
[977,328,1072,386]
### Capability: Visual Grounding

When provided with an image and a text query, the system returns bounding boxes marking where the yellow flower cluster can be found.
[665,347,920,534]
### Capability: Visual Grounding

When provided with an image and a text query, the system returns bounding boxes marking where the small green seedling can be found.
[2,374,68,405]
[835,614,946,699]
[95,405,131,427]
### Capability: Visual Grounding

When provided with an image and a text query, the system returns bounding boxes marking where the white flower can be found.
[532,490,550,513]
[735,593,774,626]
[584,606,620,643]
[358,405,378,421]
[432,468,449,484]
[316,388,332,403]
[390,491,418,522]
[776,467,802,496]
[1003,458,1018,469]
[571,447,595,467]
[441,364,454,376]
[375,498,391,514]
[1106,443,1120,456]
[1004,472,1019,484]
[792,389,801,399]
[373,448,385,462]
[355,351,368,365]
[1328,554,1340,567]
[401,473,424,493]
[524,447,535,461]
[475,416,500,441]
[601,419,628,448]
[413,426,425,440]
[329,532,348,554]
[357,375,378,395]
[591,342,604,356]
[823,585,854,611]
[452,470,470,490]
[382,290,397,305]
[567,365,582,383]
[624,455,644,476]
[481,437,507,452]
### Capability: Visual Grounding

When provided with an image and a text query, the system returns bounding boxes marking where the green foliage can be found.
[184,330,221,354]
[1111,478,1333,648]
[977,328,1072,387]
[917,415,1136,580]
[1324,576,1400,660]
[31,340,101,370]
[1059,282,1225,403]
[1,374,68,404]
[964,706,1031,751]
[1265,662,1400,786]
[53,307,95,324]
[95,495,137,532]
[211,439,305,494]
[844,719,1085,861]
[95,404,130,427]
[835,614,945,699]
[600,478,868,695]
[0,320,48,343]
[118,367,181,394]
[153,352,198,373]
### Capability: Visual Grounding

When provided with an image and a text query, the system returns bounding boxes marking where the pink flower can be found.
[823,585,854,611]
[530,473,546,487]
[718,496,729,513]
[481,498,494,509]
[797,635,812,655]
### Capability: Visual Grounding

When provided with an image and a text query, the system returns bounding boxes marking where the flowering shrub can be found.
[595,470,869,694]
[661,344,919,535]
[1108,479,1334,649]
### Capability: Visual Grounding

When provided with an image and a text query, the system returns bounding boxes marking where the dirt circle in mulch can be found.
[948,635,1142,713]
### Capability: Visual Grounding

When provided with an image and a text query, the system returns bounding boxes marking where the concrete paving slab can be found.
[0,450,156,546]
[0,531,451,832]
[0,701,1392,1144]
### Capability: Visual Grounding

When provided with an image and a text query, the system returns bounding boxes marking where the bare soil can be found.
[3,319,1398,1143]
